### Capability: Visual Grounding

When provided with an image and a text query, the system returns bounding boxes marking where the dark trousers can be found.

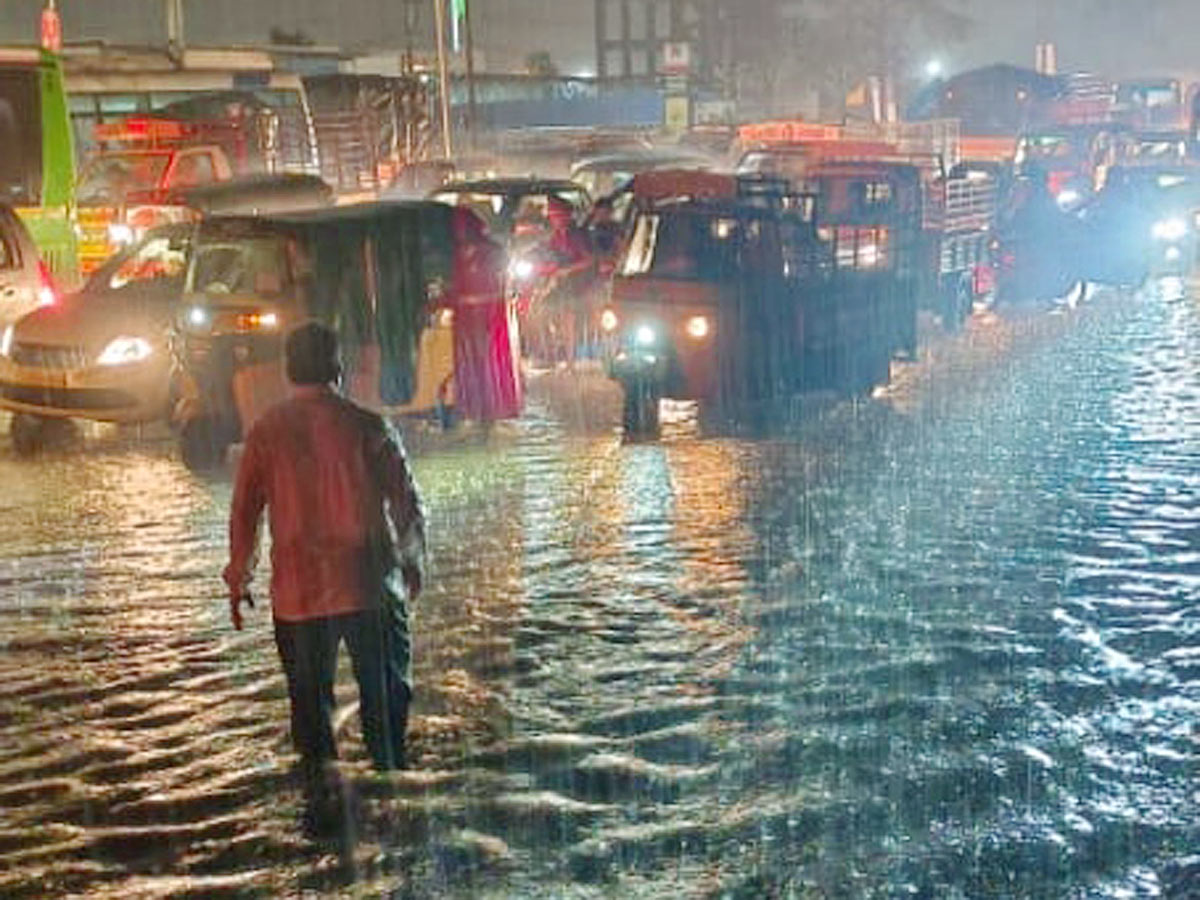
[273,600,412,771]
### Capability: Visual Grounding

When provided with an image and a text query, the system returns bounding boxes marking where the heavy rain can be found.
[0,1,1197,897]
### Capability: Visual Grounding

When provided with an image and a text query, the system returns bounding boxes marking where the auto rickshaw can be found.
[171,201,473,467]
[603,176,898,436]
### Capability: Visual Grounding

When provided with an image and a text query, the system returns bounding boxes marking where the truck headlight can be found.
[1152,217,1187,241]
[97,336,153,366]
[600,309,619,332]
[685,315,710,339]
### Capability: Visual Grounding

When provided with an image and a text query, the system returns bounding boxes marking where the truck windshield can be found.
[77,154,171,203]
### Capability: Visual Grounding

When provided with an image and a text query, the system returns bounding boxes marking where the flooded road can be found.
[1,286,1197,897]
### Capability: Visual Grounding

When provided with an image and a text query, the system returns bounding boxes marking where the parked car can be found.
[0,225,192,453]
[0,202,56,328]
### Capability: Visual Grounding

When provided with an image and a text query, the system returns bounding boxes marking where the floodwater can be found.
[1,286,1197,898]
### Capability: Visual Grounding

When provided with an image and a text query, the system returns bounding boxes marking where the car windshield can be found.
[1019,135,1083,162]
[77,153,171,203]
[431,190,507,233]
[105,232,191,292]
[434,187,589,238]
[1131,139,1187,161]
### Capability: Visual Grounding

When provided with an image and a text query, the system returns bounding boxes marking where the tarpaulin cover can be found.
[299,202,455,405]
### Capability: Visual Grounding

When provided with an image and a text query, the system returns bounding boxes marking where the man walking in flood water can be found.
[223,322,425,835]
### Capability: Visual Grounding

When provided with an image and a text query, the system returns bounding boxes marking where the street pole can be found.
[433,0,455,159]
[463,0,478,152]
[165,0,185,64]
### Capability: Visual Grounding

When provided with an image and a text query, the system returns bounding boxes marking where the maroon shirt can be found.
[224,385,425,622]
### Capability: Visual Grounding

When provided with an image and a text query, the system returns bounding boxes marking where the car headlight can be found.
[186,306,209,328]
[97,336,153,366]
[600,309,619,332]
[1152,218,1187,241]
[685,315,710,339]
[107,223,136,246]
[635,324,657,347]
[0,325,13,357]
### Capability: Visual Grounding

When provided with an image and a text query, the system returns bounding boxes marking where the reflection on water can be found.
[0,287,1197,897]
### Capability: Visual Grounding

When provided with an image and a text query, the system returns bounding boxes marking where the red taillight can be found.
[37,261,57,306]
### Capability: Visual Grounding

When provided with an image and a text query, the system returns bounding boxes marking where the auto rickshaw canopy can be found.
[196,200,457,405]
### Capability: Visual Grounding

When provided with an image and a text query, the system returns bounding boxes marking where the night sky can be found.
[0,0,1190,81]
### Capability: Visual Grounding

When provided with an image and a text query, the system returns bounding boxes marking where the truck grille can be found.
[10,342,91,370]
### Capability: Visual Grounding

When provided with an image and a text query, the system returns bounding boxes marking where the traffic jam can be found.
[1,5,1198,898]
[4,53,1198,455]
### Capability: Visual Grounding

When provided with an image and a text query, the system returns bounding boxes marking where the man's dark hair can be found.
[285,321,341,385]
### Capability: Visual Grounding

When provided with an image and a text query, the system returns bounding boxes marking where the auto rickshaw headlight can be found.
[97,336,153,366]
[510,257,536,280]
[1152,217,1187,241]
[1055,188,1081,210]
[685,315,710,339]
[600,309,619,332]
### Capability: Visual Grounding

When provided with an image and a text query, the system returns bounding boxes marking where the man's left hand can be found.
[230,590,255,631]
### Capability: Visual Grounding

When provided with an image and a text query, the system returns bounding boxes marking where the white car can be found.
[0,203,56,327]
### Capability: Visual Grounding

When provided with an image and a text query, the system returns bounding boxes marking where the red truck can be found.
[75,117,242,274]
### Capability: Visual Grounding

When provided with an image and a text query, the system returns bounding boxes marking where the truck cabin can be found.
[801,162,924,275]
[1014,125,1132,198]
[79,118,232,205]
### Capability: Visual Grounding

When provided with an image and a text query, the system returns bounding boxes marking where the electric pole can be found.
[433,0,454,159]
[165,0,185,64]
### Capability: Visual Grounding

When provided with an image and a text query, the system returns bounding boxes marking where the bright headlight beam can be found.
[685,315,710,339]
[635,325,656,347]
[1152,218,1187,241]
[1055,188,1081,209]
[97,336,153,366]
